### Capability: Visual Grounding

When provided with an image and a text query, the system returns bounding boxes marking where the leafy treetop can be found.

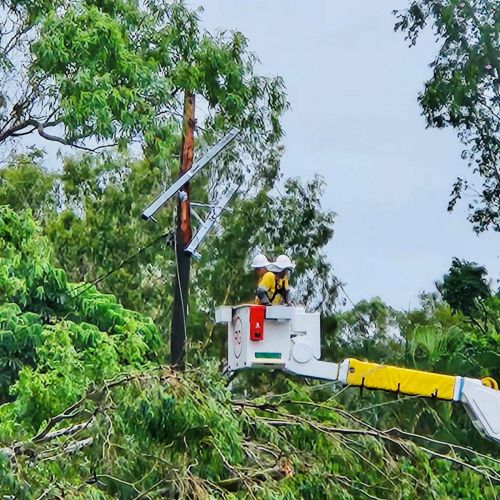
[394,0,500,232]
[0,0,287,169]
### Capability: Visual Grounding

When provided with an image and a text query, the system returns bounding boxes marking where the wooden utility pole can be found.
[171,92,195,369]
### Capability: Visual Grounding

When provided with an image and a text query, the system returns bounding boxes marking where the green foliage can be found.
[330,275,500,454]
[0,206,497,498]
[1,0,335,370]
[0,1,498,495]
[0,207,161,414]
[0,151,338,362]
[1,0,287,171]
[0,152,56,219]
[394,0,500,232]
[437,257,491,317]
[323,297,402,363]
[2,359,498,498]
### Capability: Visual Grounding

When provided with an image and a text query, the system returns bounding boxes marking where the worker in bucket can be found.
[267,254,295,306]
[251,254,276,305]
[251,253,278,305]
[254,254,295,306]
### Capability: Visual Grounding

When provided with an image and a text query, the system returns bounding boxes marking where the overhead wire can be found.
[5,228,172,326]
[71,108,192,303]
[70,230,171,300]
[349,394,421,414]
[270,178,406,400]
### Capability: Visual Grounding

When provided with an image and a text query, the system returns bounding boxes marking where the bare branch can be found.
[10,126,37,137]
[0,118,39,142]
[2,23,32,57]
[36,121,68,145]
[36,419,94,444]
[0,116,120,152]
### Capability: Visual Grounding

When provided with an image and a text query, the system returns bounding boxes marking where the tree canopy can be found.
[394,0,500,232]
[437,257,491,317]
[0,0,338,361]
[1,0,287,158]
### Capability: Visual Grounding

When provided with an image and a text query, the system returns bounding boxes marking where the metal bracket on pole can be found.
[184,184,239,258]
[141,128,241,221]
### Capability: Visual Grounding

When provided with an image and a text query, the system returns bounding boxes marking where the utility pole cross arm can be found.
[184,183,239,258]
[142,127,241,221]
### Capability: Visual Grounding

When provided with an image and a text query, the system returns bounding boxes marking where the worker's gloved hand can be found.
[256,287,271,305]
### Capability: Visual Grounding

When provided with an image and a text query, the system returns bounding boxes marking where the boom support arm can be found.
[336,358,500,445]
[216,304,500,445]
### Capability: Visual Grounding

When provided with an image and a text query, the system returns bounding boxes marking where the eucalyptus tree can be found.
[394,0,500,232]
[0,1,286,158]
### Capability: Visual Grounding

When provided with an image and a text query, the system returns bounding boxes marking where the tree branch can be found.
[0,420,95,464]
[0,117,118,152]
[36,121,67,145]
[235,399,500,484]
[0,118,39,143]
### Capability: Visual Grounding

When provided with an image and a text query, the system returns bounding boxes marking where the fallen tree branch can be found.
[35,419,94,444]
[235,400,500,485]
[32,370,170,442]
[216,461,292,492]
[38,437,94,462]
[1,368,177,465]
[0,419,94,460]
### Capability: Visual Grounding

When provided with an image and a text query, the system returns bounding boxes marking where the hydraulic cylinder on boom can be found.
[215,304,500,445]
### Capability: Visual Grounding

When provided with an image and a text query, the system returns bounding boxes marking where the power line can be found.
[70,231,171,300]
[6,230,171,325]
[270,182,361,315]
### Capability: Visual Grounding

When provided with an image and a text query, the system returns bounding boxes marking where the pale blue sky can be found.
[192,0,499,310]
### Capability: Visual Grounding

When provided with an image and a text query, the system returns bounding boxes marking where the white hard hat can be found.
[250,253,271,269]
[270,254,295,271]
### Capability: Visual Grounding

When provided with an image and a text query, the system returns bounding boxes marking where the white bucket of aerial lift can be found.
[216,304,500,445]
[215,304,329,374]
[215,306,232,324]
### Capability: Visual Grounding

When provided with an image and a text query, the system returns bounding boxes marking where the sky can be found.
[190,0,500,310]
